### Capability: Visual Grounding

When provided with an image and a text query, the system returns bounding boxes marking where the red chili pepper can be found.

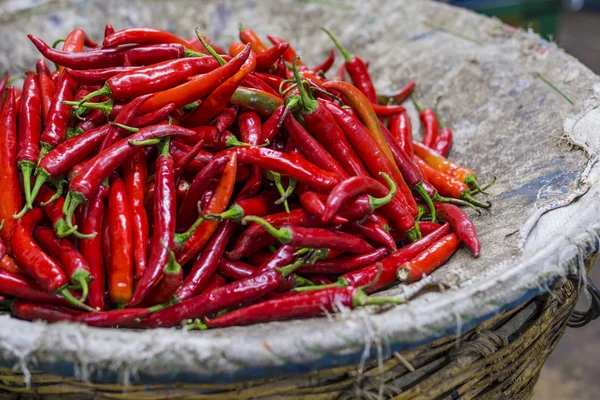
[389,221,442,242]
[371,104,406,117]
[104,24,115,38]
[180,126,226,148]
[16,72,42,212]
[40,73,76,154]
[100,94,151,151]
[319,99,417,216]
[206,285,402,328]
[123,150,149,281]
[298,247,389,275]
[175,153,237,265]
[389,110,414,158]
[142,250,183,306]
[183,51,256,127]
[34,185,71,237]
[107,177,133,304]
[218,259,255,280]
[64,124,195,230]
[333,64,346,81]
[33,226,92,300]
[433,124,453,157]
[377,80,416,104]
[0,88,22,248]
[36,59,55,120]
[413,156,489,208]
[238,110,263,199]
[170,141,213,172]
[411,93,439,148]
[298,190,348,224]
[75,57,221,106]
[175,220,236,301]
[242,216,373,254]
[128,138,176,305]
[239,26,268,54]
[0,74,9,105]
[79,184,109,311]
[173,139,205,180]
[139,44,251,113]
[0,270,75,305]
[254,72,285,92]
[255,43,289,70]
[59,28,97,72]
[11,300,80,323]
[29,35,189,69]
[233,191,281,217]
[11,209,92,310]
[131,102,177,128]
[267,35,301,65]
[201,274,227,294]
[103,27,192,49]
[241,73,280,97]
[345,218,396,250]
[322,28,377,103]
[309,49,335,74]
[435,203,479,257]
[215,107,238,133]
[74,306,165,327]
[67,66,140,85]
[397,233,460,283]
[229,86,284,115]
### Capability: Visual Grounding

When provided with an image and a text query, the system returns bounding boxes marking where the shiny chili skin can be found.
[170,141,212,172]
[201,274,227,294]
[128,139,175,305]
[229,86,283,115]
[267,34,300,65]
[283,114,348,179]
[206,286,363,328]
[81,57,221,102]
[377,80,416,104]
[17,72,42,209]
[390,221,442,242]
[413,156,469,199]
[238,110,263,199]
[299,190,348,224]
[183,51,256,127]
[226,209,326,260]
[298,247,389,275]
[215,107,238,133]
[176,153,237,265]
[218,259,255,280]
[175,220,236,301]
[75,307,158,327]
[397,234,459,283]
[35,185,72,237]
[413,141,478,186]
[139,45,251,113]
[103,27,192,49]
[320,100,417,216]
[260,104,285,144]
[180,126,226,148]
[371,104,406,117]
[100,94,151,151]
[33,226,91,288]
[12,300,79,323]
[322,28,377,103]
[0,88,21,247]
[433,126,453,157]
[411,95,439,148]
[141,268,282,328]
[435,203,479,257]
[29,35,187,70]
[389,110,414,158]
[341,223,451,292]
[254,73,285,92]
[59,28,97,73]
[131,102,176,128]
[11,209,68,293]
[68,125,194,204]
[36,59,55,120]
[123,150,149,281]
[345,219,396,250]
[256,43,289,70]
[173,139,205,181]
[80,184,109,311]
[67,66,140,85]
[142,256,182,306]
[234,191,281,217]
[323,176,392,222]
[0,270,72,305]
[40,73,76,151]
[239,27,268,53]
[107,177,133,304]
[104,24,115,38]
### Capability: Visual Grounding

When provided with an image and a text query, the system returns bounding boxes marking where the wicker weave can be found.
[1,257,592,400]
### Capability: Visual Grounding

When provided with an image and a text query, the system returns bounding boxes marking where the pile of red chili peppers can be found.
[0,24,493,329]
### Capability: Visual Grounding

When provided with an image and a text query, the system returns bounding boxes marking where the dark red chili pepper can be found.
[322,28,377,103]
[107,177,133,304]
[67,66,139,85]
[433,122,453,157]
[183,51,256,127]
[238,110,263,199]
[377,80,416,104]
[205,286,401,328]
[16,72,42,212]
[242,216,373,254]
[59,28,97,72]
[242,73,280,97]
[104,24,115,38]
[413,156,489,208]
[11,209,92,310]
[299,190,348,224]
[139,44,251,113]
[435,203,479,257]
[128,138,175,305]
[218,259,256,280]
[75,57,221,105]
[74,305,165,327]
[201,274,227,294]
[254,72,285,93]
[267,35,301,65]
[173,139,205,181]
[33,226,92,300]
[100,94,151,152]
[298,247,389,275]
[170,141,213,172]
[130,102,176,128]
[79,184,109,311]
[40,72,76,154]
[175,153,237,265]
[233,190,281,217]
[103,27,192,49]
[396,233,460,283]
[179,126,226,148]
[309,49,335,74]
[320,99,417,216]
[142,250,183,306]
[0,270,76,305]
[34,185,72,238]
[36,59,55,120]
[175,220,236,301]
[389,110,414,158]
[411,93,439,148]
[0,88,22,248]
[123,150,149,281]
[255,42,289,70]
[11,300,80,323]
[344,218,396,250]
[215,107,238,133]
[283,113,348,179]
[64,125,195,230]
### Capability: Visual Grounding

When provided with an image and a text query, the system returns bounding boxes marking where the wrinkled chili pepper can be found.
[397,233,460,283]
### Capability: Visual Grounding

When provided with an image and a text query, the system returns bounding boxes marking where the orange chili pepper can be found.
[397,233,459,283]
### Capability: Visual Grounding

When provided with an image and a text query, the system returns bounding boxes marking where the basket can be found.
[1,1,600,398]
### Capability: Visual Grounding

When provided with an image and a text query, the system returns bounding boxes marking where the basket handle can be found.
[567,275,600,328]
